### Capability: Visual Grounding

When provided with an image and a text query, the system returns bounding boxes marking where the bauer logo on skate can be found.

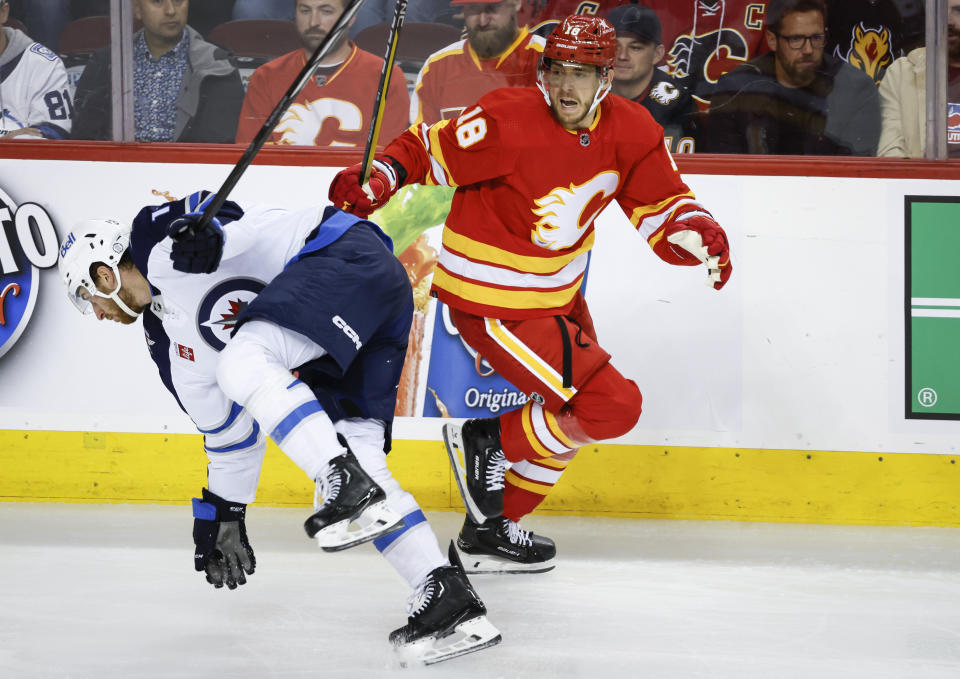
[0,186,60,360]
[196,277,266,352]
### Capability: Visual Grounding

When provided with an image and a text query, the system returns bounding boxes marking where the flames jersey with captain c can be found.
[385,86,711,321]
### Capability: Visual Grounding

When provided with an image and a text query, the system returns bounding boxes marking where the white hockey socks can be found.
[337,418,447,588]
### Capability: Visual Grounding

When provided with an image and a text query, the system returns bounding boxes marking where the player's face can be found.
[81,288,139,325]
[463,0,520,60]
[546,61,605,130]
[296,0,351,53]
[949,0,960,63]
[767,10,825,88]
[134,0,188,45]
[613,33,665,87]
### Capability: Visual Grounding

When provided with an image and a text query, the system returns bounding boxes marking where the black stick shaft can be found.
[197,0,368,229]
[359,0,408,183]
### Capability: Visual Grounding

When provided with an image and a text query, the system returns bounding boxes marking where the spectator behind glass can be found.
[235,0,408,146]
[826,0,904,84]
[349,0,450,38]
[878,0,960,158]
[411,0,543,126]
[72,0,244,142]
[704,0,880,155]
[607,4,698,153]
[0,0,73,139]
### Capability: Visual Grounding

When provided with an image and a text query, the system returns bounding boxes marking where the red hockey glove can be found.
[663,216,732,290]
[328,158,398,218]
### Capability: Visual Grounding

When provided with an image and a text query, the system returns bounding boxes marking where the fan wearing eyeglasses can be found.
[703,0,880,156]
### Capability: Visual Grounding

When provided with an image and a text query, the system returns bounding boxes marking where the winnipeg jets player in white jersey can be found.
[57,191,501,665]
[0,1,72,139]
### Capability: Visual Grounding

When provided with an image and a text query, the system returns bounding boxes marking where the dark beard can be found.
[301,29,346,54]
[467,21,517,59]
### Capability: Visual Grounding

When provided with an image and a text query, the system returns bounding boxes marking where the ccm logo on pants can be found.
[333,315,363,350]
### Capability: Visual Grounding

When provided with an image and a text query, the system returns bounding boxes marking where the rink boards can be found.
[0,153,958,526]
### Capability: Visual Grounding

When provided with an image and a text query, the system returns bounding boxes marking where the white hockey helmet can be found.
[58,219,141,318]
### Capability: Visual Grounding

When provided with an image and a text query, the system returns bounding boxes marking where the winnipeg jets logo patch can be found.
[649,81,680,105]
[196,277,266,351]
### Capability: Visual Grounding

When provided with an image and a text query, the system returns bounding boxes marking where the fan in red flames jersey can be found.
[330,14,733,575]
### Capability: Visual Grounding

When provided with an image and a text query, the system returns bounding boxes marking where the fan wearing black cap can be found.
[607,3,698,153]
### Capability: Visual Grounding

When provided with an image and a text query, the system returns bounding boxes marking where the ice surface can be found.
[1,504,959,678]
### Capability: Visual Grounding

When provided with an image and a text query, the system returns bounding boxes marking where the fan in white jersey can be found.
[0,1,72,140]
[57,191,501,666]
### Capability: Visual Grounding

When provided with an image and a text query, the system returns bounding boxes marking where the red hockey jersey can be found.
[385,87,712,320]
[236,44,409,147]
[410,27,545,127]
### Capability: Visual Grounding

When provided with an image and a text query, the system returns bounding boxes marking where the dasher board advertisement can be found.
[905,196,960,420]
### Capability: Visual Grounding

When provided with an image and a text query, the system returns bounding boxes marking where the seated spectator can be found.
[0,0,73,139]
[349,0,451,38]
[411,0,543,126]
[878,0,960,158]
[826,0,904,84]
[235,0,408,146]
[608,4,698,153]
[705,0,880,155]
[71,0,244,143]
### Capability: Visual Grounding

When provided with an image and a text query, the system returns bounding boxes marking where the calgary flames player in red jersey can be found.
[330,14,732,574]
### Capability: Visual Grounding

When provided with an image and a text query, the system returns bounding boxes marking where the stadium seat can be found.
[57,15,111,56]
[3,17,28,33]
[208,19,301,61]
[353,21,462,65]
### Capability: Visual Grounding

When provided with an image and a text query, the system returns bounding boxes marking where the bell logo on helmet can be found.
[0,186,61,359]
[59,232,76,259]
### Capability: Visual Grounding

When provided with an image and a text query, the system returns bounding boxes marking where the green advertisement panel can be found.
[906,196,960,419]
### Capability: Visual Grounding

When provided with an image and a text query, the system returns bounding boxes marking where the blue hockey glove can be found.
[192,488,256,590]
[167,211,224,274]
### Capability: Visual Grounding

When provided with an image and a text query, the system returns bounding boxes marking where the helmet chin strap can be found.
[538,65,613,125]
[96,265,143,318]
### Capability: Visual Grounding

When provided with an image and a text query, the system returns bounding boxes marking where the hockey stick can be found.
[192,0,367,231]
[358,0,408,183]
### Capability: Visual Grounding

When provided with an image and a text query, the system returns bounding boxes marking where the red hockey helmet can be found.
[543,14,617,70]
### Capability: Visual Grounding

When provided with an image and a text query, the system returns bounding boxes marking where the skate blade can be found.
[315,500,403,552]
[442,423,489,525]
[395,615,502,667]
[457,547,556,575]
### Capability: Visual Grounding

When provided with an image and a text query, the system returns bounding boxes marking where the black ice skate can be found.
[457,515,557,574]
[443,418,508,524]
[303,449,403,552]
[390,541,502,666]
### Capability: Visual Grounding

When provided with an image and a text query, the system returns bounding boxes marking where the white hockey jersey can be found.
[132,193,326,502]
[0,28,72,138]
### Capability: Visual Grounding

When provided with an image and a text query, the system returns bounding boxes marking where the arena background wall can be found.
[0,146,957,527]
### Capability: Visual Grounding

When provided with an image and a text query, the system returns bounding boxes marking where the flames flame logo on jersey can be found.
[667,27,750,86]
[530,171,619,250]
[838,24,893,84]
[274,98,363,146]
